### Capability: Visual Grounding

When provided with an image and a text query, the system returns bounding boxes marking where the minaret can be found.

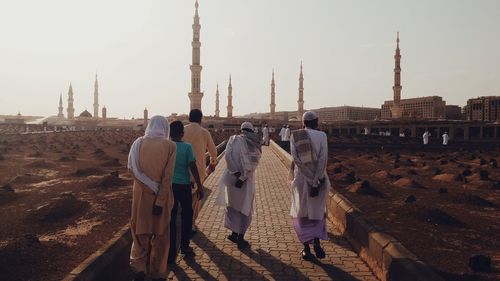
[143,108,148,128]
[270,69,276,119]
[390,32,403,118]
[298,62,304,120]
[93,73,99,119]
[188,0,203,110]
[227,75,233,118]
[215,83,220,118]
[67,84,75,120]
[57,93,64,118]
[102,106,107,120]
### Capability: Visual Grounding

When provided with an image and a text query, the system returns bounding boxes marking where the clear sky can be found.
[0,0,499,119]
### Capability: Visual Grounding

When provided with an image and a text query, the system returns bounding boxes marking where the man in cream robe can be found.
[262,124,270,146]
[183,109,217,233]
[128,116,176,281]
[217,122,261,249]
[423,130,431,145]
[279,125,286,141]
[290,111,331,260]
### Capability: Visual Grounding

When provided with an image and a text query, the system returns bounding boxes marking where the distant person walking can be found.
[128,116,176,281]
[289,111,331,260]
[442,132,449,145]
[284,125,291,142]
[423,130,431,145]
[183,109,217,234]
[262,124,270,146]
[217,122,262,249]
[279,125,286,141]
[168,121,205,263]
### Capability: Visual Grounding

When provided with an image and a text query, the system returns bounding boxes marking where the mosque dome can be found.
[79,110,93,118]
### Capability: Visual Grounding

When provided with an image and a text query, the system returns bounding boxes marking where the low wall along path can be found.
[168,146,378,281]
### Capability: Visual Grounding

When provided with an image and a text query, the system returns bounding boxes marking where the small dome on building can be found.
[79,110,93,118]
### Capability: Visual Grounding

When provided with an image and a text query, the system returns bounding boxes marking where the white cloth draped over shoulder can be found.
[290,128,331,220]
[128,115,170,194]
[217,133,262,217]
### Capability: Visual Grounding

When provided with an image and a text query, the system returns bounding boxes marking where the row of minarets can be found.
[227,75,233,118]
[188,0,203,110]
[93,73,99,118]
[270,70,276,119]
[215,83,220,117]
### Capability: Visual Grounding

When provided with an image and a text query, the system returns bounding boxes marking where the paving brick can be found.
[168,147,378,280]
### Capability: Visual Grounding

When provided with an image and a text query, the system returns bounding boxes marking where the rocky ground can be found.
[326,137,500,281]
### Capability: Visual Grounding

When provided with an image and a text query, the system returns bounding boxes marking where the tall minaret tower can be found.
[67,84,75,120]
[215,83,220,117]
[270,70,276,119]
[227,75,233,118]
[57,93,64,118]
[298,62,305,120]
[93,73,99,119]
[390,32,403,118]
[188,0,203,110]
[143,108,148,128]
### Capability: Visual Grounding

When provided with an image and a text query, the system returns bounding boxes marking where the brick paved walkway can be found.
[168,147,378,281]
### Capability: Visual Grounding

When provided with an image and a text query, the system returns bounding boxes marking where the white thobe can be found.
[423,132,430,145]
[262,127,270,145]
[217,135,258,217]
[284,128,291,141]
[279,128,286,141]
[442,134,449,145]
[290,128,331,220]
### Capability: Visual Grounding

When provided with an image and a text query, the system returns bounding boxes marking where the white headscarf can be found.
[127,115,170,194]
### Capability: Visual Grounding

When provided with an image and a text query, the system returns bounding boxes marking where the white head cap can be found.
[241,121,254,131]
[302,111,318,121]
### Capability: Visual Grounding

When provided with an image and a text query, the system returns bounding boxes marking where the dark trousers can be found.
[169,183,193,258]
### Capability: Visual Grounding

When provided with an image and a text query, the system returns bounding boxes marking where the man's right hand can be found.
[309,186,320,197]
[152,205,163,216]
[235,179,244,188]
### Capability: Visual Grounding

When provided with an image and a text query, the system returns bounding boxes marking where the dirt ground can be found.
[326,137,500,281]
[0,127,231,281]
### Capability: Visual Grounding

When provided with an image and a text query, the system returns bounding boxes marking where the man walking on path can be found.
[262,124,270,146]
[128,116,176,281]
[168,121,205,263]
[289,111,331,260]
[183,109,217,234]
[217,122,262,249]
[442,131,449,145]
[279,125,286,141]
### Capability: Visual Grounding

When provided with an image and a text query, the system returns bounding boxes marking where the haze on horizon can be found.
[0,0,499,119]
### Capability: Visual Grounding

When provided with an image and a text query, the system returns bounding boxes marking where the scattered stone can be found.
[479,170,489,181]
[110,170,119,177]
[490,159,498,168]
[393,178,423,189]
[462,169,472,177]
[469,255,491,272]
[439,159,449,165]
[455,174,467,183]
[407,169,418,175]
[431,167,442,175]
[101,158,120,167]
[453,194,496,207]
[432,174,455,182]
[348,180,383,197]
[94,148,105,154]
[94,174,129,188]
[404,195,416,203]
[74,167,105,177]
[493,182,500,190]
[438,188,448,194]
[422,162,427,167]
[58,155,77,162]
[333,166,342,174]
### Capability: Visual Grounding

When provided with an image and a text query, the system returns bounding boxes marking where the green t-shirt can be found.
[173,141,196,185]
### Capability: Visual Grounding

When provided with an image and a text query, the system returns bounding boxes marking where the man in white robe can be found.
[284,125,291,142]
[290,111,331,260]
[279,125,286,142]
[262,124,270,146]
[423,130,430,145]
[217,122,262,249]
[442,132,449,145]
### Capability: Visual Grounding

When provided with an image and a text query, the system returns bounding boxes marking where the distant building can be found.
[315,106,380,122]
[381,96,446,119]
[445,105,463,120]
[465,96,500,121]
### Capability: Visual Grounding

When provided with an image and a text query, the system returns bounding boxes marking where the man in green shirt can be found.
[168,121,204,264]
